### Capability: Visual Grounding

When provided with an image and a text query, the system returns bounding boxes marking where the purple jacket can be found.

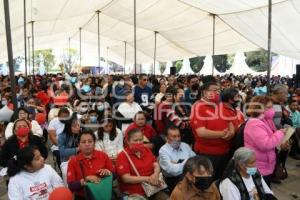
[244,118,284,176]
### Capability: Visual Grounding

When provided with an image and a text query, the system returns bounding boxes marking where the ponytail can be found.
[7,145,38,177]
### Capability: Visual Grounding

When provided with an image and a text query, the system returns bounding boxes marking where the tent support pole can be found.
[154,31,158,75]
[124,41,127,74]
[97,10,101,68]
[28,36,30,75]
[134,0,137,74]
[31,21,34,76]
[24,0,27,77]
[3,0,18,112]
[267,0,272,94]
[212,14,216,76]
[79,27,82,66]
[106,47,109,73]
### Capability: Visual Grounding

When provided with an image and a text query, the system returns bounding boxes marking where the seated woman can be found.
[95,118,123,161]
[7,146,64,199]
[117,91,142,132]
[58,113,80,184]
[116,128,169,200]
[5,107,43,139]
[219,147,277,200]
[0,118,48,168]
[67,129,114,200]
[125,111,157,149]
[170,155,220,200]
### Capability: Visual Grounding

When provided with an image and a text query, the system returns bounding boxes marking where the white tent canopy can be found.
[227,52,266,75]
[0,0,300,71]
[271,55,298,77]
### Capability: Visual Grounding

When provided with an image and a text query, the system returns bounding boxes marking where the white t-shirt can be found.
[48,118,65,152]
[117,102,142,119]
[5,120,43,139]
[94,128,124,158]
[8,164,64,200]
[219,176,273,200]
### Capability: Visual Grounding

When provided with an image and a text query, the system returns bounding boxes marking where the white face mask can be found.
[1,99,7,106]
[80,106,89,113]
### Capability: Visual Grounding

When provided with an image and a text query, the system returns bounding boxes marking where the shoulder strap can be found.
[122,150,140,177]
[77,157,85,179]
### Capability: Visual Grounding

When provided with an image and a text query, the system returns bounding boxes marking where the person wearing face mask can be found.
[221,88,245,131]
[244,96,287,187]
[0,119,48,168]
[220,147,276,200]
[170,155,220,200]
[159,126,195,192]
[184,75,200,105]
[190,82,235,180]
[48,108,71,171]
[116,128,169,199]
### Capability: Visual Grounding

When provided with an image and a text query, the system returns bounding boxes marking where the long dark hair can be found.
[62,113,79,144]
[7,145,38,177]
[97,118,117,141]
[10,107,29,122]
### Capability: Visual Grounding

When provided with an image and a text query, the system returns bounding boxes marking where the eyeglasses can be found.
[143,79,148,81]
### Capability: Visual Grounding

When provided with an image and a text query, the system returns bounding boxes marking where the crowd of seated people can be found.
[0,72,299,199]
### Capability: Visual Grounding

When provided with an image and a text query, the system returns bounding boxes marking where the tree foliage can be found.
[34,49,55,73]
[60,48,79,73]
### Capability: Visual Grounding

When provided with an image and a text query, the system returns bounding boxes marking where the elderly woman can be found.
[219,147,277,200]
[244,96,287,186]
[170,155,220,200]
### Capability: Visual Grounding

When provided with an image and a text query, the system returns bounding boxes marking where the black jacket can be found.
[0,134,48,167]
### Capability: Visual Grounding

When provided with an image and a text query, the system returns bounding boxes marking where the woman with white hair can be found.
[219,147,277,200]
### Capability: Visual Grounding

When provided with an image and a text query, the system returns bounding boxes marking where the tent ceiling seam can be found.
[258,8,300,52]
[50,0,70,34]
[217,15,260,49]
[177,0,288,15]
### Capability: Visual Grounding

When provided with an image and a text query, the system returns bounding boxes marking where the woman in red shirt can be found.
[116,128,169,199]
[125,111,157,149]
[190,82,235,180]
[67,129,113,200]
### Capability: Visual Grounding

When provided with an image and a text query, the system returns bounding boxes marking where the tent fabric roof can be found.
[0,0,299,67]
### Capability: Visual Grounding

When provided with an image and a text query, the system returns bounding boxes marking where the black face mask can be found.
[191,83,199,91]
[231,100,240,108]
[59,119,68,124]
[194,176,213,191]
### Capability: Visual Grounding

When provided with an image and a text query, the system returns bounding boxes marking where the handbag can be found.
[273,163,287,180]
[78,160,113,200]
[123,150,168,197]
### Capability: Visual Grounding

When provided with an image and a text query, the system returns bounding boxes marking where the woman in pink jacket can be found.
[244,96,286,187]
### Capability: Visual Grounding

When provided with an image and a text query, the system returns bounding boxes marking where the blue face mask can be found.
[169,140,181,149]
[179,96,185,102]
[246,167,257,176]
[90,116,98,124]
